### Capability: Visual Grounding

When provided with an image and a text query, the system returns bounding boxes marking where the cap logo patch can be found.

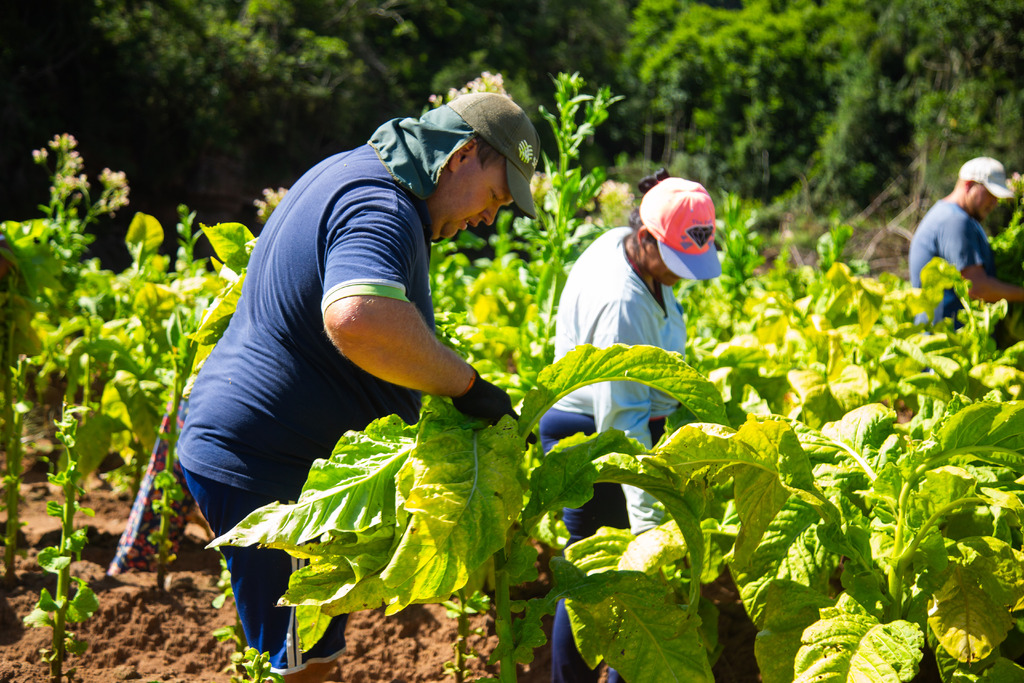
[518,140,535,166]
[685,225,714,250]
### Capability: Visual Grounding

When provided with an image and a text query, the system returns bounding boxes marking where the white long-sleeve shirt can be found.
[553,227,688,532]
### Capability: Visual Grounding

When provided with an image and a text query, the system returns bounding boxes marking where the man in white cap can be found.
[909,156,1024,325]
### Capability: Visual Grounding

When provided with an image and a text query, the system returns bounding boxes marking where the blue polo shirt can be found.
[908,199,995,325]
[179,145,433,498]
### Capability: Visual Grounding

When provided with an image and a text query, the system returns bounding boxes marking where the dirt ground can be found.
[1,450,762,683]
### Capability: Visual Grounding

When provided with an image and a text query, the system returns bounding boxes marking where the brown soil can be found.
[1,452,761,683]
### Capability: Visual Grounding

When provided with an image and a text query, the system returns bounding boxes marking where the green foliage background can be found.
[2,0,1023,251]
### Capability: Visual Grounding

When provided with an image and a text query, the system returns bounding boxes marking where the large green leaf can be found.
[125,212,164,265]
[754,581,833,683]
[928,537,1024,663]
[821,403,897,454]
[281,530,396,620]
[970,363,1024,396]
[191,272,244,347]
[73,411,117,478]
[552,559,714,682]
[0,291,42,356]
[653,416,836,568]
[3,219,63,296]
[888,337,965,381]
[101,369,161,456]
[933,402,1024,469]
[379,409,524,612]
[521,429,644,532]
[794,594,923,682]
[787,367,845,429]
[618,520,689,575]
[732,499,835,628]
[208,417,414,549]
[830,364,871,413]
[202,221,256,274]
[591,453,708,610]
[520,344,728,436]
[563,522,690,583]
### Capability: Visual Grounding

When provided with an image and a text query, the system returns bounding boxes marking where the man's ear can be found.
[449,138,479,170]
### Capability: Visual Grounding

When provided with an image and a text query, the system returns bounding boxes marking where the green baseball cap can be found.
[447,93,540,218]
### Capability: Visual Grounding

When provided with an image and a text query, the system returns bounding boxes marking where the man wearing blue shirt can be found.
[179,93,540,683]
[909,156,1024,325]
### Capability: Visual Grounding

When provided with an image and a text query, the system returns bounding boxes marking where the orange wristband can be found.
[459,369,477,397]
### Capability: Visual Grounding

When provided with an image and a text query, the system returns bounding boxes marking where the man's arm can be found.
[324,295,475,396]
[961,264,1024,303]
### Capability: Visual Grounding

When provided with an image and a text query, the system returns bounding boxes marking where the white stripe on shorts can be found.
[285,555,308,670]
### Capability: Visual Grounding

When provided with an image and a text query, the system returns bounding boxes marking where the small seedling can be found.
[23,403,100,683]
[2,359,30,587]
[442,588,492,683]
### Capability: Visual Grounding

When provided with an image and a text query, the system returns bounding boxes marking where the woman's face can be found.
[639,228,682,287]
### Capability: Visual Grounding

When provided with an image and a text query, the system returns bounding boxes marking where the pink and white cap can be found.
[639,177,721,281]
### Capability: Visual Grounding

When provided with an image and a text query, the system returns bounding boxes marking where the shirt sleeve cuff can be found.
[321,281,409,316]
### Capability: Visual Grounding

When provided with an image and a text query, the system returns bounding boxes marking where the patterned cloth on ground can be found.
[107,402,195,575]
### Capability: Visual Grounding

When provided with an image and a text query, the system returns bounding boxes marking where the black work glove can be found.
[452,369,516,424]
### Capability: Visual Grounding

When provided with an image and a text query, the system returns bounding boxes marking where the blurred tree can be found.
[626,0,874,203]
[3,0,1022,244]
[0,0,633,250]
[886,0,1024,204]
[811,0,1024,218]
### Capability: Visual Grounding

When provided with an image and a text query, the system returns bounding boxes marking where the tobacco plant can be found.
[509,72,622,383]
[23,404,100,683]
[1,214,62,587]
[210,552,259,683]
[2,359,29,587]
[134,209,205,589]
[210,344,842,681]
[211,349,1024,681]
[737,398,1024,681]
[442,589,491,683]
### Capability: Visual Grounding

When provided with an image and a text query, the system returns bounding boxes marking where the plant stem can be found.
[493,548,517,683]
[155,395,179,591]
[452,590,469,683]
[886,479,914,621]
[3,434,23,588]
[898,496,986,568]
[3,361,25,588]
[51,477,77,683]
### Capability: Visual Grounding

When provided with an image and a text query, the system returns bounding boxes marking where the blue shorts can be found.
[181,467,348,675]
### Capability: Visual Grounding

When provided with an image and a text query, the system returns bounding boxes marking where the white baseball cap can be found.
[958,157,1015,199]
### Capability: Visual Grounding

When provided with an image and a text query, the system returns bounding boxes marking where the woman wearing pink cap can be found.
[539,171,721,683]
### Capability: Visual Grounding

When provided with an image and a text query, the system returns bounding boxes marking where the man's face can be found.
[426,139,513,241]
[964,181,999,221]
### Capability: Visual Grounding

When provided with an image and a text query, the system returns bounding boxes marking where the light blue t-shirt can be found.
[908,199,995,325]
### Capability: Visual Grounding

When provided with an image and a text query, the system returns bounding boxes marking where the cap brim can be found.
[658,241,721,281]
[506,157,536,218]
[984,181,1015,199]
